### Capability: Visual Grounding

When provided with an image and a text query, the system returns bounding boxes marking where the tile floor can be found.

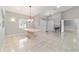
[0,31,79,52]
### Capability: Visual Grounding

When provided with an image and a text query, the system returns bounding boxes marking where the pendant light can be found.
[27,6,34,22]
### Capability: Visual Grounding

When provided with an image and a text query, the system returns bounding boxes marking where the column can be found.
[61,20,64,32]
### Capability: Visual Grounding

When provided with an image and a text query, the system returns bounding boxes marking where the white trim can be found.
[61,20,64,32]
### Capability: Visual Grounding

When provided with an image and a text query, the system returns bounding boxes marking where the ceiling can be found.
[5,6,74,17]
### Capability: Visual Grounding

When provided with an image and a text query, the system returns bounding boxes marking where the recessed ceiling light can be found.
[73,38,77,43]
[11,18,15,22]
[57,5,61,8]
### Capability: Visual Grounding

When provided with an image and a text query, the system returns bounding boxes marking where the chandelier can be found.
[27,6,34,22]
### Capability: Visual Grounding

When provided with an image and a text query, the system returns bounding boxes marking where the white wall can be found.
[62,6,79,32]
[62,7,79,19]
[52,13,61,26]
[5,11,27,35]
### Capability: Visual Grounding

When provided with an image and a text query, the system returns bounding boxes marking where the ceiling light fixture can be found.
[10,18,15,22]
[57,5,61,8]
[27,6,34,22]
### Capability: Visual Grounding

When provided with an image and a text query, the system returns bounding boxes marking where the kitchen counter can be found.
[24,28,40,38]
